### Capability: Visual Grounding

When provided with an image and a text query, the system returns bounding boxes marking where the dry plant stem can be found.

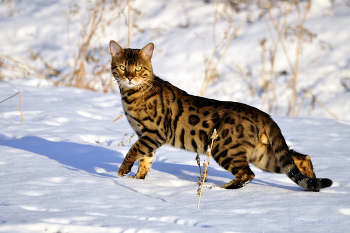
[265,0,295,73]
[1,1,132,93]
[199,0,240,97]
[0,92,24,124]
[127,0,131,47]
[195,153,201,175]
[260,0,294,112]
[262,0,332,118]
[197,153,210,209]
[261,81,277,113]
[113,115,123,122]
[299,49,324,74]
[180,2,189,28]
[296,88,338,120]
[2,54,62,85]
[118,133,136,146]
[69,0,122,89]
[197,129,218,209]
[260,40,267,87]
[200,25,240,96]
[292,0,311,117]
[19,92,23,124]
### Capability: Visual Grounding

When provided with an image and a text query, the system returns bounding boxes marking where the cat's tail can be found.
[266,119,332,191]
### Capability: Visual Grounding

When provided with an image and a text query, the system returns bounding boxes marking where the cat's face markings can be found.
[109,41,154,89]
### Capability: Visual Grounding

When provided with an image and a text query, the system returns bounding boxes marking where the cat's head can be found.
[109,41,154,89]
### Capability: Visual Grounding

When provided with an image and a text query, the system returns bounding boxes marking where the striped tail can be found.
[266,120,332,191]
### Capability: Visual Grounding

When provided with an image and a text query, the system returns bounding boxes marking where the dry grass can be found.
[0,92,24,124]
[118,133,136,147]
[0,0,339,120]
[197,129,218,209]
[199,0,240,97]
[0,0,19,17]
[113,115,123,122]
[257,0,337,119]
[0,0,144,93]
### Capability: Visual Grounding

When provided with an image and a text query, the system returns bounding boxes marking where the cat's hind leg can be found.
[134,152,155,179]
[249,143,284,174]
[213,147,255,189]
[249,143,316,179]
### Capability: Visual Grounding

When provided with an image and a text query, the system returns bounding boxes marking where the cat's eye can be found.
[135,66,142,71]
[120,65,126,71]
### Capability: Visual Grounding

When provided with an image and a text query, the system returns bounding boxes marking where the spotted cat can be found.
[109,41,332,191]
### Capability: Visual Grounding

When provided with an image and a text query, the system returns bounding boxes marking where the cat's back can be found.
[156,77,271,126]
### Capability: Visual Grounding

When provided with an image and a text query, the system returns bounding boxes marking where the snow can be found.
[1,0,350,232]
[1,77,350,232]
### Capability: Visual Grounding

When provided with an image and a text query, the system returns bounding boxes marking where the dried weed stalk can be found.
[64,0,126,91]
[0,0,20,18]
[199,0,240,97]
[0,0,144,93]
[0,91,24,124]
[258,0,337,119]
[118,133,136,147]
[113,115,123,122]
[197,129,218,209]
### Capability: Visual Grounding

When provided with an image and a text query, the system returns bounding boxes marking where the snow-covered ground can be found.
[1,0,350,232]
[1,0,350,120]
[1,78,350,232]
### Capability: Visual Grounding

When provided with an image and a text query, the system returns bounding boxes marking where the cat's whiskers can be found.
[138,83,147,103]
[144,79,158,95]
[116,80,124,92]
[109,77,122,93]
[149,78,163,86]
[140,82,152,102]
[115,79,122,89]
[141,80,157,101]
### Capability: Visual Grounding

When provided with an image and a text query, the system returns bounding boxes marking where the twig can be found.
[195,153,201,176]
[180,2,190,28]
[197,129,218,209]
[113,115,123,122]
[19,92,23,124]
[127,0,131,47]
[199,0,241,97]
[118,133,136,146]
[296,88,338,120]
[0,92,24,124]
[260,0,294,113]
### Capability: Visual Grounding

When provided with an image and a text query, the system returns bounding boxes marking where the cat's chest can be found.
[122,98,155,135]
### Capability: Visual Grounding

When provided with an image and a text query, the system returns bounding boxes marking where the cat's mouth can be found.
[122,80,138,88]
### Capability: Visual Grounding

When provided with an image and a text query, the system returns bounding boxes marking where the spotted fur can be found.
[109,41,332,191]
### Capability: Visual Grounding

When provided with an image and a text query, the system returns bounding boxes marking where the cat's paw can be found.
[118,163,132,177]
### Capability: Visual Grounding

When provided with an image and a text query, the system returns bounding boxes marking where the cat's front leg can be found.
[134,152,155,179]
[118,135,163,177]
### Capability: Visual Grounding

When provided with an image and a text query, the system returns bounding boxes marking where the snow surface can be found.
[1,78,350,232]
[1,0,350,121]
[1,0,350,232]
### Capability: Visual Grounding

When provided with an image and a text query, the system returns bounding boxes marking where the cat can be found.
[109,41,332,191]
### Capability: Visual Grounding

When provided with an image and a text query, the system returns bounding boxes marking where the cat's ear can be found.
[109,40,123,57]
[140,43,154,60]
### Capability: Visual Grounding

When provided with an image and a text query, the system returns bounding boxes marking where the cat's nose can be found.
[127,76,133,81]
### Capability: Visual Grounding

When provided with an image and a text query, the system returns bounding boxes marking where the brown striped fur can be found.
[109,41,332,191]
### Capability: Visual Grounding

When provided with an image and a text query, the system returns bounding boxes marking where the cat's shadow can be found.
[0,135,302,191]
[150,160,303,192]
[0,135,123,178]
